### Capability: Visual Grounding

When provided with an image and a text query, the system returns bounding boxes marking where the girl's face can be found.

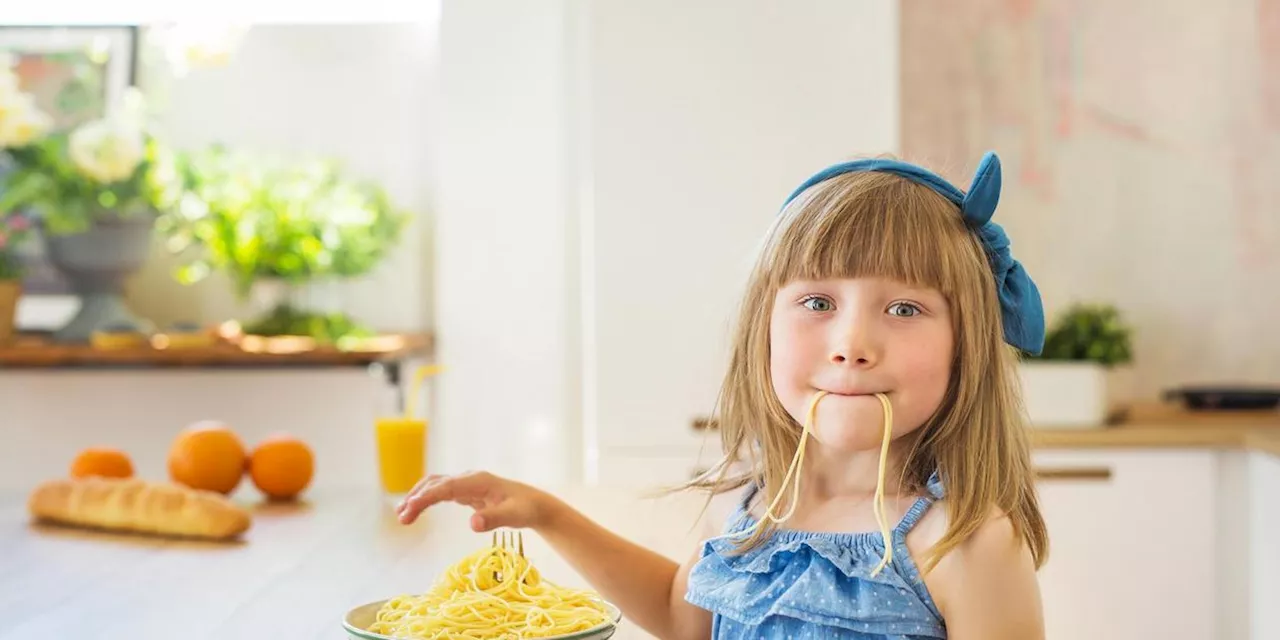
[769,276,955,452]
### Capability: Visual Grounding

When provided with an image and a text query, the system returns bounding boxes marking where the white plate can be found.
[342,598,622,640]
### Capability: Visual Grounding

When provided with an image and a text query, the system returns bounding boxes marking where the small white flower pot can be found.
[1018,361,1127,428]
[246,278,347,319]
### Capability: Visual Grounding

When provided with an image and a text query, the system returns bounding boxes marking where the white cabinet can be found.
[1235,451,1280,640]
[1033,450,1218,640]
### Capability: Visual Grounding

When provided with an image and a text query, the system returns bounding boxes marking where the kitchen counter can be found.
[1031,402,1280,457]
[1034,424,1280,457]
[0,485,707,640]
[7,403,1280,640]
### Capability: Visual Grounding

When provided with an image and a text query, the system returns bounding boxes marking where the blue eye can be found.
[888,302,922,317]
[801,296,834,312]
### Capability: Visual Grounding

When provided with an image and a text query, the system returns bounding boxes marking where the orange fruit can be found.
[70,447,134,479]
[168,421,247,495]
[248,434,314,500]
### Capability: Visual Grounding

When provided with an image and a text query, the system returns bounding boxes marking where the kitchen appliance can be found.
[1162,386,1280,411]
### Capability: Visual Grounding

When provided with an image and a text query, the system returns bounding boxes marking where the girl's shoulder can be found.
[907,498,1020,575]
[911,502,1044,637]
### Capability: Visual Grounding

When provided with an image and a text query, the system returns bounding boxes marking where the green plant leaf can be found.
[1031,303,1134,366]
[153,146,410,300]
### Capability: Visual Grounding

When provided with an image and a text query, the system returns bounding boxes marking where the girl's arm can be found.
[929,513,1045,640]
[397,471,713,640]
[539,498,714,640]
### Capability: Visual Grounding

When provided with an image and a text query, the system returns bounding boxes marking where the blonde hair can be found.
[684,168,1048,574]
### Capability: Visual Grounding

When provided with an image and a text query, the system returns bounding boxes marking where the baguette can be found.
[28,476,252,541]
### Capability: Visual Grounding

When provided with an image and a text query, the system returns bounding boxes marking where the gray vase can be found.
[43,215,155,343]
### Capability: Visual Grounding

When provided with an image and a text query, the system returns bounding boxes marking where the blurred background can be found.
[1,2,1278,639]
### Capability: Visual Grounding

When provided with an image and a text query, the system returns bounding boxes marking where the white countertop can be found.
[0,484,711,640]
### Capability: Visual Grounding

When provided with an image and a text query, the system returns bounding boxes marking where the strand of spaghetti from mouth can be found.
[869,391,894,576]
[733,390,896,576]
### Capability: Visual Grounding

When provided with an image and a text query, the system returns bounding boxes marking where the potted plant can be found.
[0,210,33,343]
[0,60,181,342]
[156,145,408,344]
[1019,303,1134,428]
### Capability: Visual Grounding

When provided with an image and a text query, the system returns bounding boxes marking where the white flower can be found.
[0,91,53,148]
[0,60,53,149]
[69,118,146,184]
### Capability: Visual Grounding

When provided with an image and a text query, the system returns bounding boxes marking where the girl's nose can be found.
[830,318,879,367]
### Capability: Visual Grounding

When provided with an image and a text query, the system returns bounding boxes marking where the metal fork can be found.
[490,530,524,582]
[492,529,525,557]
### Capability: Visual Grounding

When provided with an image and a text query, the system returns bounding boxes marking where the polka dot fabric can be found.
[685,473,947,639]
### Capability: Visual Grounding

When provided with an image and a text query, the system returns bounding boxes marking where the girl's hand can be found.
[395,471,558,532]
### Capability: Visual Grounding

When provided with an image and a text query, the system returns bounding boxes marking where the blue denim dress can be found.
[684,473,947,639]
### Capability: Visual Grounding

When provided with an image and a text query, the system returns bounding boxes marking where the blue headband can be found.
[780,151,1045,355]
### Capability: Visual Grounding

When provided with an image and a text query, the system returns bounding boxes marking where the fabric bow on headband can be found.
[780,151,1045,355]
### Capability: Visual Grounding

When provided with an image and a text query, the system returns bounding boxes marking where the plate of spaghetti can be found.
[343,532,622,640]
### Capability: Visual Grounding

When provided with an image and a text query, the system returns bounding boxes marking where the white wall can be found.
[129,22,439,334]
[431,0,900,487]
[582,0,900,482]
[432,0,581,484]
[0,369,399,494]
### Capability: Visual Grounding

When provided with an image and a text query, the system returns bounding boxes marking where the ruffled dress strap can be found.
[894,470,945,535]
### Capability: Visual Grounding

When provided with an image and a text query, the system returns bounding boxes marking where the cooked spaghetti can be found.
[735,390,897,576]
[368,540,612,639]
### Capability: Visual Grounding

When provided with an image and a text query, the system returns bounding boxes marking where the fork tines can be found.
[490,529,525,557]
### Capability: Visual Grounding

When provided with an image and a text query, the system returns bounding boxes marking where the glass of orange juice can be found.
[375,416,426,494]
[376,364,442,494]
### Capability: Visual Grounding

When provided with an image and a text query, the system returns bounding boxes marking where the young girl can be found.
[397,151,1049,639]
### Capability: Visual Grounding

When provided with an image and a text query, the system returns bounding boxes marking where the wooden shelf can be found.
[0,332,433,369]
[1032,401,1280,457]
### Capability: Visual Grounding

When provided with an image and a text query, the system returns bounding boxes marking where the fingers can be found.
[396,474,450,523]
[399,474,444,506]
[470,501,522,532]
[395,474,443,522]
[396,471,493,524]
